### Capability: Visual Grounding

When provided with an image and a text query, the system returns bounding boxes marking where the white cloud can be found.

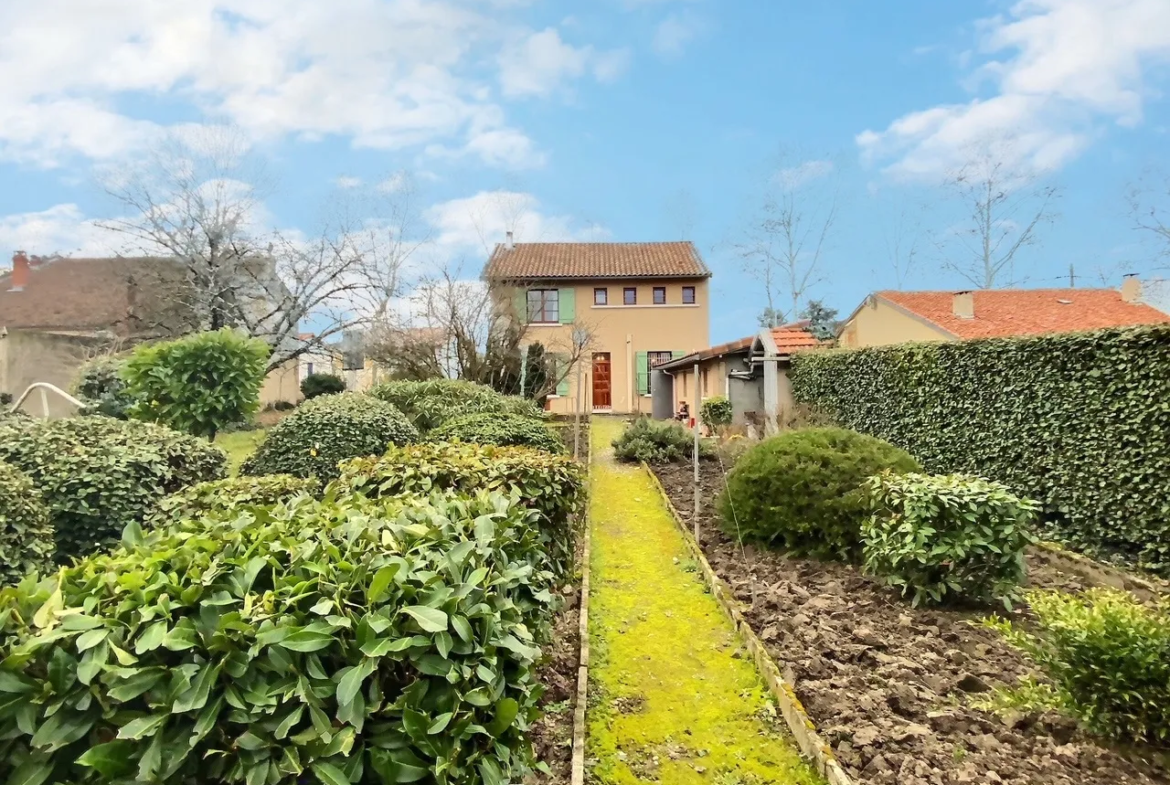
[0,204,118,257]
[652,12,704,59]
[0,0,624,169]
[858,0,1170,180]
[775,159,834,189]
[336,176,363,189]
[498,28,629,98]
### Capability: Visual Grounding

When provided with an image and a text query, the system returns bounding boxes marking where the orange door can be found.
[592,353,611,409]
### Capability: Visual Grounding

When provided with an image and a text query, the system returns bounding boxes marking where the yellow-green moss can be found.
[587,419,821,785]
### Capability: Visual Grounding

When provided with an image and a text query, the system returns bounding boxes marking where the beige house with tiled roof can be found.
[484,239,711,414]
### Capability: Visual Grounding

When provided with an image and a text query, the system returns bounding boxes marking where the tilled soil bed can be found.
[652,460,1170,785]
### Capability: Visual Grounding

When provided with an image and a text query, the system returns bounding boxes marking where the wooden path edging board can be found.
[642,463,855,785]
[570,487,592,785]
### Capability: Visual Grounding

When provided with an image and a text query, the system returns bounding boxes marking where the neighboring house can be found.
[838,276,1170,348]
[297,332,344,385]
[0,251,299,415]
[655,321,821,432]
[485,239,711,414]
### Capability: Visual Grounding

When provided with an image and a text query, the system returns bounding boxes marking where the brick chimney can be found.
[952,290,975,319]
[8,251,29,292]
[1120,273,1142,303]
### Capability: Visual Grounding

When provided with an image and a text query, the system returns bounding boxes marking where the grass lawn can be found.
[215,428,267,474]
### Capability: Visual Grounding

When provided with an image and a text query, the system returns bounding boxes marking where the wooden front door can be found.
[592,353,612,410]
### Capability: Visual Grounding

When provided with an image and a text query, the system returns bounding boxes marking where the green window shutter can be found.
[513,288,528,324]
[556,355,571,397]
[636,351,649,396]
[558,288,576,324]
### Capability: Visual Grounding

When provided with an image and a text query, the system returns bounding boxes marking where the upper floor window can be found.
[682,286,696,305]
[653,286,666,304]
[527,289,559,323]
[594,287,608,306]
[623,287,637,305]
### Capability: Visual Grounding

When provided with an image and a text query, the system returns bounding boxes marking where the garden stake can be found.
[693,358,701,540]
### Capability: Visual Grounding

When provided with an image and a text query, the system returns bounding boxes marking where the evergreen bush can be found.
[0,461,55,583]
[700,396,733,428]
[429,413,564,453]
[717,427,920,559]
[72,356,134,419]
[612,417,703,464]
[241,392,418,483]
[300,372,346,400]
[151,474,320,527]
[371,379,541,432]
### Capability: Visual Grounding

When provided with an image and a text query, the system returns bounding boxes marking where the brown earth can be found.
[652,460,1170,785]
[530,574,583,783]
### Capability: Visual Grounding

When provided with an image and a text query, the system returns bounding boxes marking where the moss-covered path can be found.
[586,419,820,785]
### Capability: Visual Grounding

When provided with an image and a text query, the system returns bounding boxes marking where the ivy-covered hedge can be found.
[0,418,227,561]
[0,491,560,785]
[790,325,1170,572]
[0,461,55,584]
[338,443,586,574]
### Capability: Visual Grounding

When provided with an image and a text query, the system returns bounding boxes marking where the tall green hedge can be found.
[789,325,1170,572]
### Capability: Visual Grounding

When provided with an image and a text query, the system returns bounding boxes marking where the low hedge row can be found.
[370,380,541,433]
[429,413,564,453]
[338,442,586,575]
[241,393,419,483]
[0,417,227,561]
[151,475,321,528]
[0,461,54,584]
[0,490,560,785]
[790,325,1170,572]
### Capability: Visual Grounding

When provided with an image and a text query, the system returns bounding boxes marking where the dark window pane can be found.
[623,288,637,305]
[653,287,666,304]
[683,286,696,304]
[528,289,559,322]
[594,287,607,305]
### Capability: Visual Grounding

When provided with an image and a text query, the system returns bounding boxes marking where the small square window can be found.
[653,287,666,305]
[682,286,696,305]
[594,287,608,306]
[623,287,637,305]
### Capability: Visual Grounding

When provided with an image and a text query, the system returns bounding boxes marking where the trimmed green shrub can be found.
[72,356,135,419]
[241,392,419,483]
[790,325,1170,572]
[0,490,561,785]
[300,372,346,400]
[0,418,227,560]
[338,442,586,574]
[612,417,700,464]
[0,461,54,583]
[371,379,542,432]
[700,396,733,428]
[986,588,1170,744]
[151,474,320,527]
[862,472,1040,607]
[717,427,920,559]
[429,413,564,453]
[124,328,270,439]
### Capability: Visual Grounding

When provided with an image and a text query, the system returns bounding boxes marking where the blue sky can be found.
[2,0,1170,343]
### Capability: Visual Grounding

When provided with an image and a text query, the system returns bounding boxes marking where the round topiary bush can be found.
[371,379,541,432]
[300,372,346,400]
[429,412,564,453]
[241,392,419,482]
[0,460,55,583]
[700,396,733,428]
[717,427,921,560]
[0,417,227,561]
[152,474,321,528]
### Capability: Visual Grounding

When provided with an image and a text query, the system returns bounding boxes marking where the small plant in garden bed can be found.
[123,328,271,439]
[985,588,1170,744]
[862,472,1040,607]
[429,412,564,453]
[0,460,55,584]
[151,474,320,527]
[700,396,733,428]
[0,417,227,560]
[718,427,920,559]
[241,391,418,482]
[612,417,709,464]
[338,442,586,576]
[0,490,561,785]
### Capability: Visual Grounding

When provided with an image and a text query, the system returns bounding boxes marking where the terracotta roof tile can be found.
[484,242,710,281]
[879,289,1170,340]
[770,321,822,355]
[656,335,754,369]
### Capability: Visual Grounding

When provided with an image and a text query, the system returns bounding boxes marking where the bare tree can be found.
[98,126,420,371]
[1127,166,1170,265]
[935,140,1060,289]
[877,200,924,289]
[734,151,840,328]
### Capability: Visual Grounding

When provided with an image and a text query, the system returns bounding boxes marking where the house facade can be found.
[0,251,300,415]
[839,276,1170,348]
[484,240,711,415]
